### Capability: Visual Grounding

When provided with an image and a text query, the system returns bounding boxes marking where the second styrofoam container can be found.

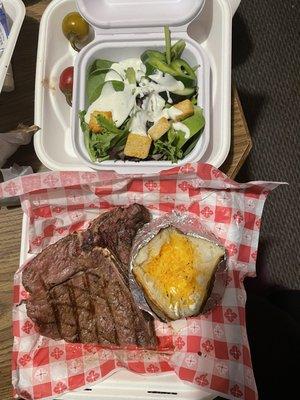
[71,0,210,173]
[0,0,25,92]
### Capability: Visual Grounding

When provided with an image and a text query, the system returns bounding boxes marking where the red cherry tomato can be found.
[59,66,74,106]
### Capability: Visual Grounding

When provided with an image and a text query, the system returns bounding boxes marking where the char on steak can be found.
[22,204,156,348]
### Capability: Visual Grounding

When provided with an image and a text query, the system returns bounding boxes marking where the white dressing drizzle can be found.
[173,122,191,139]
[85,58,186,135]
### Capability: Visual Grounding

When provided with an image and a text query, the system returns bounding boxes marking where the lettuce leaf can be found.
[152,107,205,162]
[79,111,129,162]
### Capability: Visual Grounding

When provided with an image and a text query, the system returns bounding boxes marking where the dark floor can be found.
[232,1,300,399]
[232,0,300,291]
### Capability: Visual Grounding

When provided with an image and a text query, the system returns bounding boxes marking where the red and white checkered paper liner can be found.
[0,163,281,400]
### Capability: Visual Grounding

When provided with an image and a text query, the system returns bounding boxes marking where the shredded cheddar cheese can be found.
[144,231,201,306]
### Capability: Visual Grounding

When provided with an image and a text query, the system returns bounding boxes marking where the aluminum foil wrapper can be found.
[129,212,228,321]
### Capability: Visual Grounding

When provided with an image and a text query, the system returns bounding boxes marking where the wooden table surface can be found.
[0,2,251,399]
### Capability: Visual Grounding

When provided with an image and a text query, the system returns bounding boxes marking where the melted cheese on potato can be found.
[133,227,226,320]
[143,231,202,307]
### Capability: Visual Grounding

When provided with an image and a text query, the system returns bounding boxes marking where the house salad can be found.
[80,27,205,163]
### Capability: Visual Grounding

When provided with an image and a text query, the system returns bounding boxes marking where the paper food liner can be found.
[0,163,284,400]
[130,212,228,320]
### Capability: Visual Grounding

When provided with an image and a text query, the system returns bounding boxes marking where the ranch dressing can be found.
[142,92,166,123]
[162,106,183,121]
[85,82,136,127]
[107,58,146,83]
[173,122,191,139]
[149,70,184,92]
[85,58,186,131]
[129,110,148,136]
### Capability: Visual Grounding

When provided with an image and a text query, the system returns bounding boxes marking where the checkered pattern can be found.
[1,163,280,400]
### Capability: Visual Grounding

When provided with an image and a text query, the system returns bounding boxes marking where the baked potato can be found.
[132,227,225,320]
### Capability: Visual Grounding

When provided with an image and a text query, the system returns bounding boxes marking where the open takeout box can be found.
[34,0,240,173]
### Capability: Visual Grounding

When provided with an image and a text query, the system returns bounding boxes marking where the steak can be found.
[22,203,150,293]
[22,204,156,348]
[80,202,150,276]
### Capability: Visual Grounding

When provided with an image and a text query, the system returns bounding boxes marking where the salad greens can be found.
[81,26,205,163]
[87,59,125,104]
[153,107,205,162]
[80,111,128,162]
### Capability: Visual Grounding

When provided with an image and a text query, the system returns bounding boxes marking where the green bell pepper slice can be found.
[144,57,197,87]
[171,39,186,60]
[141,50,166,64]
[145,57,178,76]
[170,59,197,80]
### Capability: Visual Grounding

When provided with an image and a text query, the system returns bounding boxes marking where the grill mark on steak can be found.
[48,287,62,339]
[84,273,99,344]
[67,282,81,343]
[105,275,136,346]
[103,285,119,346]
[22,205,156,348]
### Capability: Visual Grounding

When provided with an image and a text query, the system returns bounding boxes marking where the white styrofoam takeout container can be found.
[0,0,25,92]
[34,0,241,173]
[19,212,215,400]
[72,0,210,173]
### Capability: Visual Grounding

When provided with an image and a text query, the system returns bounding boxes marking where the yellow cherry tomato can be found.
[62,12,89,52]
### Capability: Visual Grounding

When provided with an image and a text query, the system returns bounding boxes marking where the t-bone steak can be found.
[22,204,156,348]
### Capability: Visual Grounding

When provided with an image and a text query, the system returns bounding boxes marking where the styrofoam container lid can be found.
[76,0,205,30]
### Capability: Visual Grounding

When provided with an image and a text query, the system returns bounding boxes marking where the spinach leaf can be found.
[87,79,124,105]
[88,59,114,75]
[87,58,123,104]
[152,107,206,162]
[182,131,202,157]
[169,106,205,150]
[87,71,107,104]
[181,106,205,136]
[168,127,186,149]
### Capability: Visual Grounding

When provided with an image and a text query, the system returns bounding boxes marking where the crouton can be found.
[148,117,170,141]
[89,111,113,133]
[124,133,152,159]
[172,99,194,121]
